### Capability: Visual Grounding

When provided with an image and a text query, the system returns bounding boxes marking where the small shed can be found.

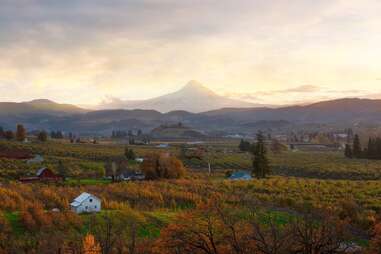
[229,171,252,181]
[70,192,101,214]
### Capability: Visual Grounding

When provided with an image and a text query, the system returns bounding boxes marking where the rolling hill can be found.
[1,98,381,135]
[0,99,86,116]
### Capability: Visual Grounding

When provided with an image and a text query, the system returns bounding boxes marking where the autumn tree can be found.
[90,208,145,254]
[367,222,381,254]
[0,212,12,253]
[289,211,351,253]
[158,199,228,254]
[157,197,261,254]
[83,234,101,254]
[140,153,186,180]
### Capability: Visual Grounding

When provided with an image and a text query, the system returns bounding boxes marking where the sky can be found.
[1,0,381,106]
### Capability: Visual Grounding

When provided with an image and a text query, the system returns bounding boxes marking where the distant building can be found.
[70,192,101,214]
[27,154,44,164]
[135,158,144,163]
[229,171,252,180]
[117,170,145,181]
[157,143,169,148]
[19,167,62,183]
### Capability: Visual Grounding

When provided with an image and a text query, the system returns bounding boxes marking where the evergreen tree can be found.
[125,147,136,160]
[251,132,270,178]
[16,124,26,141]
[4,130,14,140]
[344,144,353,158]
[352,134,362,158]
[367,138,376,159]
[0,126,4,138]
[238,139,251,152]
[37,131,48,142]
[375,138,381,160]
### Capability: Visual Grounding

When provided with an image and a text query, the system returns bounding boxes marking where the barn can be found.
[19,168,62,183]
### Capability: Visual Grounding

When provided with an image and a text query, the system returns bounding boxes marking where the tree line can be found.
[345,134,381,160]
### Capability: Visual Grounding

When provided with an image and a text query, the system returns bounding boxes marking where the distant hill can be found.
[0,99,87,129]
[203,98,381,124]
[98,80,259,113]
[0,99,86,116]
[150,123,205,139]
[1,97,381,135]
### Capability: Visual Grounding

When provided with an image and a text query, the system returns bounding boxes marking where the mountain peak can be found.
[180,80,215,95]
[27,99,56,104]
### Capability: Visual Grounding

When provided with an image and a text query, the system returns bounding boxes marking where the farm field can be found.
[0,139,381,252]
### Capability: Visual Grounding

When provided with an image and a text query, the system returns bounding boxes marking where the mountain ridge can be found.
[1,97,381,135]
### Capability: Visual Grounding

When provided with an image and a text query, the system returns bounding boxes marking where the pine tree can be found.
[251,132,270,178]
[239,139,245,151]
[4,130,14,140]
[37,131,48,142]
[352,134,362,158]
[16,124,26,141]
[367,138,376,159]
[375,138,381,160]
[125,147,136,160]
[344,144,353,158]
[238,139,251,152]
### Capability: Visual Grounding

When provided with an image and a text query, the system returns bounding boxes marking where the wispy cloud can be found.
[224,85,381,105]
[0,0,381,104]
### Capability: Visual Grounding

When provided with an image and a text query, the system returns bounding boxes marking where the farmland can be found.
[0,139,381,252]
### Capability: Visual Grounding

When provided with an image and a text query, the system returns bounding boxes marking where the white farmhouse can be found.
[70,192,101,214]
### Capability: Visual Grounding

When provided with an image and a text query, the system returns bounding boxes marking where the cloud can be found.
[225,85,381,105]
[0,0,381,104]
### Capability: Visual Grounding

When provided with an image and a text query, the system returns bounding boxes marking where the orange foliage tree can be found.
[83,234,101,254]
[140,153,186,180]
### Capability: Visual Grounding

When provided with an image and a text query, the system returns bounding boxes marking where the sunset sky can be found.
[1,0,381,106]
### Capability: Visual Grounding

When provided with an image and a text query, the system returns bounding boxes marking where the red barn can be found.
[19,168,62,183]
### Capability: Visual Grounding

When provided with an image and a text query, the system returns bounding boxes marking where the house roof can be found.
[229,171,252,179]
[70,192,99,207]
[36,167,47,176]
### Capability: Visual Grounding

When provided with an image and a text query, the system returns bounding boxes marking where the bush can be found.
[140,153,186,180]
